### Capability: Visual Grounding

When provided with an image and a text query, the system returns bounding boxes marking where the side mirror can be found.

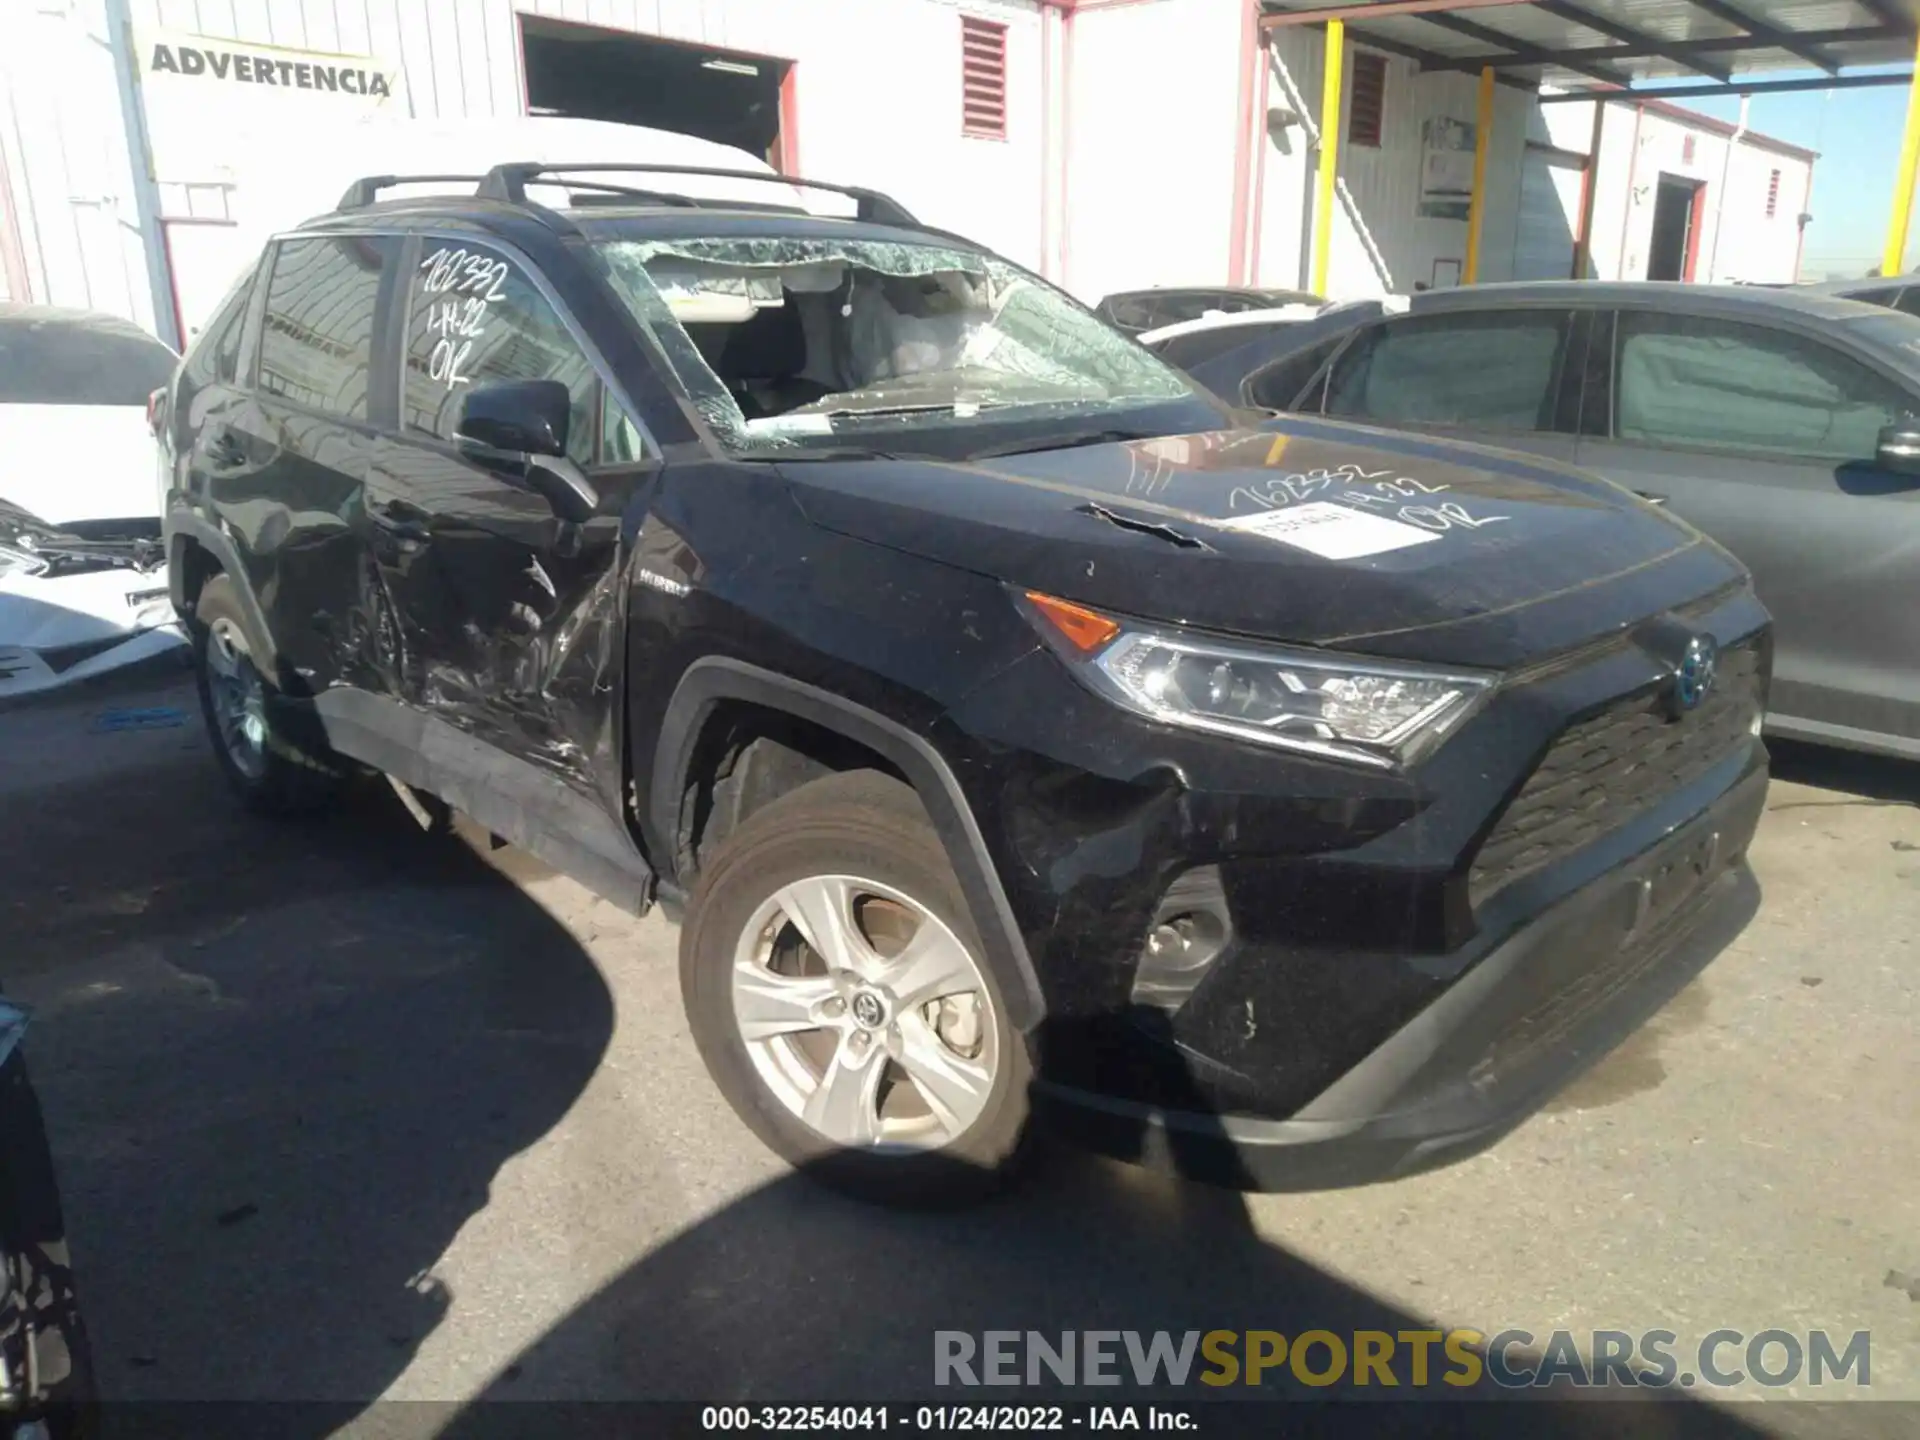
[1875,421,1920,476]
[454,379,599,524]
[455,379,571,459]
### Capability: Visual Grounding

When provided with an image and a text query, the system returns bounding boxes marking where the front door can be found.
[1574,307,1920,751]
[367,232,658,807]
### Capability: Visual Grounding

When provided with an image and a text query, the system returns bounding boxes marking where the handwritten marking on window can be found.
[419,247,511,391]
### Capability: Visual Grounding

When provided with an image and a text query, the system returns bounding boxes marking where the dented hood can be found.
[782,418,1748,670]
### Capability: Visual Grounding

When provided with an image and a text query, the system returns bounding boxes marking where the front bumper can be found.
[0,567,183,702]
[1034,762,1766,1190]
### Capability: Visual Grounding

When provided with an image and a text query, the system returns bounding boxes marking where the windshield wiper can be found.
[966,428,1159,459]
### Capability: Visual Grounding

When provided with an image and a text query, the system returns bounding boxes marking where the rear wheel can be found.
[192,575,344,815]
[680,771,1032,1205]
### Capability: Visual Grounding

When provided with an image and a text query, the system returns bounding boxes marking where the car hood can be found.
[781,417,1749,670]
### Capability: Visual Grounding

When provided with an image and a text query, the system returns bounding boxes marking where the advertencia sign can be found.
[133,29,410,337]
[135,28,410,187]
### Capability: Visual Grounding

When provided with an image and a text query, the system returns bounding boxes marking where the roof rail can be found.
[335,174,491,211]
[475,163,920,227]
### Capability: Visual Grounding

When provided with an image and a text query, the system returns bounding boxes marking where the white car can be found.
[0,303,183,700]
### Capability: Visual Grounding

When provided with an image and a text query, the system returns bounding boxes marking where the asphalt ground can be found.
[1,661,1914,1438]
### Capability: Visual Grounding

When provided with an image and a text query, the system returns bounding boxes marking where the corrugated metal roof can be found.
[1260,0,1915,89]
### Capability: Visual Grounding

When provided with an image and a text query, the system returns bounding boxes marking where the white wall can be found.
[1255,31,1529,298]
[0,0,159,332]
[1560,98,1812,285]
[4,0,1051,335]
[1059,0,1245,306]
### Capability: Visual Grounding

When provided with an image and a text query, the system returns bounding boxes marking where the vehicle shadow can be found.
[431,1049,1788,1440]
[0,682,614,1432]
[1765,739,1920,808]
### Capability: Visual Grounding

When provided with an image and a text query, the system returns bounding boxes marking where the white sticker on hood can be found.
[1220,500,1440,560]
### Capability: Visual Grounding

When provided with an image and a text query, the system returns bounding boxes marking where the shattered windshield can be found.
[590,236,1199,455]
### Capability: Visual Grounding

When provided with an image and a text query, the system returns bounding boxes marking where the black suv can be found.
[157,163,1770,1203]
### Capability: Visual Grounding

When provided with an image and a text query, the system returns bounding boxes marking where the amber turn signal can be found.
[1024,591,1121,655]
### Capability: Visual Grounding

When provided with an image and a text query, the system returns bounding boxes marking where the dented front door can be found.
[367,233,656,807]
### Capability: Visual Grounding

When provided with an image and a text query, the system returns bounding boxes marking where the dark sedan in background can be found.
[1095,285,1322,336]
[1182,282,1920,762]
[1798,274,1920,317]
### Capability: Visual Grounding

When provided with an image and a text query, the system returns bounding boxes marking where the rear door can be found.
[1572,306,1920,751]
[202,232,402,692]
[368,230,658,800]
[1308,304,1587,467]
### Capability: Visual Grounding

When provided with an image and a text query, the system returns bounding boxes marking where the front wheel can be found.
[680,771,1033,1206]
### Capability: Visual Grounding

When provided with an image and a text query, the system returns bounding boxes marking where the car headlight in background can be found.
[1021,590,1493,769]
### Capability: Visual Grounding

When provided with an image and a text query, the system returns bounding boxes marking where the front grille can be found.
[1468,644,1761,909]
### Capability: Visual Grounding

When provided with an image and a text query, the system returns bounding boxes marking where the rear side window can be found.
[256,236,390,420]
[184,269,255,388]
[1326,310,1571,431]
[1613,311,1912,463]
[0,311,176,405]
[1102,295,1153,332]
[1245,335,1348,411]
[1896,289,1920,319]
[402,238,599,466]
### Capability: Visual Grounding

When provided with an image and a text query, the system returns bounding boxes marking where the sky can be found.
[1678,65,1912,279]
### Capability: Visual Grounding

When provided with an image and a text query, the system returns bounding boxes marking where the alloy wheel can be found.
[730,874,999,1152]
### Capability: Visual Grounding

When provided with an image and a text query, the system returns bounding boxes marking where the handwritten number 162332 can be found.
[421,246,510,301]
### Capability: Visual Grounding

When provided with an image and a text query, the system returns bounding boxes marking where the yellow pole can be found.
[1883,40,1920,277]
[1464,65,1494,284]
[1312,19,1344,296]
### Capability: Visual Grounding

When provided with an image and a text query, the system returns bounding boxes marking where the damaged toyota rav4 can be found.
[158,163,1769,1203]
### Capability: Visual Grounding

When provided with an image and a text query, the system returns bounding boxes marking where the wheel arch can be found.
[167,515,282,674]
[651,657,1045,1033]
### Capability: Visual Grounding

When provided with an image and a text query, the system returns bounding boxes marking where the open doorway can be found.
[1647,174,1707,282]
[518,16,793,170]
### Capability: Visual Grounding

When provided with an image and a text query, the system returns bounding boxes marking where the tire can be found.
[680,770,1033,1206]
[0,1052,95,1438]
[191,574,345,816]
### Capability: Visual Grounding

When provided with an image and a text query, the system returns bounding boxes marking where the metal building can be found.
[0,0,1887,349]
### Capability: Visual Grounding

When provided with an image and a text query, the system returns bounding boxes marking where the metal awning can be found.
[1259,0,1916,94]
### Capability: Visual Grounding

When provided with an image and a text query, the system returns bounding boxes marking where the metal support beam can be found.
[1535,69,1914,100]
[1263,0,1530,27]
[1313,18,1345,295]
[1570,98,1605,279]
[1885,39,1920,275]
[1343,25,1539,87]
[1854,0,1917,33]
[1682,0,1842,73]
[1415,10,1635,84]
[1531,0,1733,80]
[1425,23,1901,74]
[1464,65,1494,284]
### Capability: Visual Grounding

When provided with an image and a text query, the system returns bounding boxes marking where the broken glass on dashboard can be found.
[591,236,1193,455]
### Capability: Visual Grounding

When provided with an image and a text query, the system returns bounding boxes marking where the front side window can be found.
[402,238,601,466]
[256,236,389,419]
[1326,310,1571,432]
[590,234,1199,458]
[1613,311,1911,463]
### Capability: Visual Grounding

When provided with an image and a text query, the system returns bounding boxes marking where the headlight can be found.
[1021,590,1493,769]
